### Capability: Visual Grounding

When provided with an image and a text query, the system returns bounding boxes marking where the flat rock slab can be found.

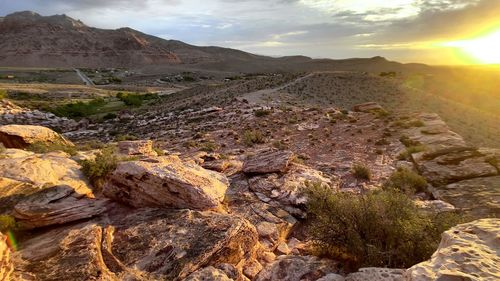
[103,155,229,210]
[13,185,110,229]
[412,147,498,185]
[405,219,500,281]
[432,176,500,218]
[243,150,294,174]
[0,124,73,149]
[15,209,259,281]
[345,268,404,281]
[352,102,384,113]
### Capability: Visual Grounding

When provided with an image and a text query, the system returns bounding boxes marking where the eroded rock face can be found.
[405,219,500,281]
[117,140,157,156]
[243,150,294,174]
[13,185,110,229]
[103,155,229,210]
[345,268,404,281]
[15,209,259,281]
[255,255,338,281]
[0,151,93,196]
[184,266,234,281]
[0,234,14,281]
[432,176,500,218]
[248,163,333,214]
[0,124,73,149]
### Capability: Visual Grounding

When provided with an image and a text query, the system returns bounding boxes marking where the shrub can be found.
[0,89,6,100]
[103,113,117,120]
[27,141,77,156]
[254,109,271,117]
[0,214,17,233]
[243,129,265,146]
[80,146,118,189]
[374,138,390,145]
[51,98,106,118]
[384,167,428,194]
[114,134,138,141]
[399,135,420,147]
[397,145,426,160]
[305,184,462,269]
[352,163,371,180]
[200,141,219,152]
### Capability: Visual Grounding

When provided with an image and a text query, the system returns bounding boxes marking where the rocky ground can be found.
[0,72,499,281]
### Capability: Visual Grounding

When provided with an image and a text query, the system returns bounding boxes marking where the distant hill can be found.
[0,11,429,73]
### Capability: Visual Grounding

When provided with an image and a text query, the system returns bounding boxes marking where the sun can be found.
[443,30,500,64]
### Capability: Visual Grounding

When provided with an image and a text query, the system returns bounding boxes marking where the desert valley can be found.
[0,9,499,281]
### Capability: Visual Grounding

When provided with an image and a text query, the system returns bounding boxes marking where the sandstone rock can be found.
[248,163,333,210]
[184,266,234,281]
[0,152,93,197]
[13,185,110,229]
[345,268,404,281]
[276,242,291,255]
[243,150,294,174]
[412,147,497,185]
[415,200,456,213]
[0,177,39,214]
[0,124,73,149]
[255,255,338,281]
[0,234,14,281]
[432,176,500,218]
[103,155,229,210]
[15,209,259,281]
[317,273,345,281]
[352,102,384,113]
[117,140,157,156]
[243,260,263,279]
[405,219,500,281]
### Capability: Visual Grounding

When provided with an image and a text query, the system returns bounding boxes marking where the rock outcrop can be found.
[0,124,73,149]
[405,219,500,281]
[352,102,384,113]
[103,155,229,210]
[15,209,259,281]
[184,266,234,281]
[0,233,14,281]
[117,140,157,156]
[0,151,93,196]
[243,150,294,174]
[345,268,404,281]
[13,185,110,229]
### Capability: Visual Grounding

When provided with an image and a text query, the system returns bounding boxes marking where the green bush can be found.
[352,163,371,180]
[80,146,118,189]
[399,135,420,147]
[305,184,462,269]
[384,167,428,194]
[27,141,77,156]
[0,214,17,233]
[116,92,156,107]
[243,129,265,146]
[0,89,6,100]
[51,98,106,118]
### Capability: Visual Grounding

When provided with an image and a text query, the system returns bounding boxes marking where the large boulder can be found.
[103,155,229,210]
[13,185,110,229]
[0,233,14,281]
[405,219,500,281]
[117,140,157,156]
[0,151,93,196]
[14,209,259,281]
[255,255,339,281]
[243,150,294,174]
[432,176,500,218]
[345,268,404,281]
[0,124,73,149]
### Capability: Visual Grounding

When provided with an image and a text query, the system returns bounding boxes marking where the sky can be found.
[1,0,499,64]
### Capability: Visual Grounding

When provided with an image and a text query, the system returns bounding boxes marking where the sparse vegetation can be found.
[114,134,138,141]
[80,146,118,189]
[51,98,106,118]
[0,214,17,233]
[27,141,77,156]
[397,145,426,160]
[254,109,272,117]
[243,129,265,146]
[305,183,463,269]
[0,89,6,100]
[352,163,371,180]
[384,167,428,194]
[399,135,420,147]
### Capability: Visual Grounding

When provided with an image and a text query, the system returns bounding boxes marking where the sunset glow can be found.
[443,29,500,64]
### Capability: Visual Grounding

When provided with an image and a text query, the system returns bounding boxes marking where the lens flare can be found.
[6,231,18,251]
[442,30,500,64]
